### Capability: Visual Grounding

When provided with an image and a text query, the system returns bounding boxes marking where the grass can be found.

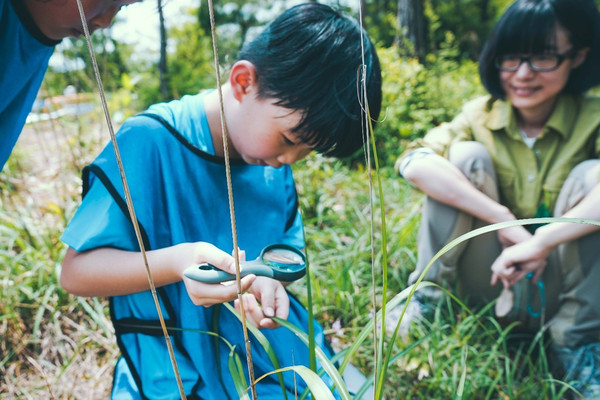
[0,106,577,399]
[0,111,118,399]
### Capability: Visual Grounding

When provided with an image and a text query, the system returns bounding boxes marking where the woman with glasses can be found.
[392,0,600,396]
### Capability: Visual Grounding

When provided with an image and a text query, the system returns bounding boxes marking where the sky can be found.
[111,0,198,54]
[49,0,197,70]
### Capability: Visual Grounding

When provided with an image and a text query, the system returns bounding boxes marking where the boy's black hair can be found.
[237,3,382,158]
[479,0,600,99]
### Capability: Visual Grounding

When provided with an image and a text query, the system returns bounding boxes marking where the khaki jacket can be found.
[401,94,600,218]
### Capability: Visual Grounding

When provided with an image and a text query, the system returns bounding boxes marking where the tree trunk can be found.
[480,0,490,23]
[396,0,427,60]
[158,0,169,100]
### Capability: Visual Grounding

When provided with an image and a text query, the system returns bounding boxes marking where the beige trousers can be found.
[409,141,600,347]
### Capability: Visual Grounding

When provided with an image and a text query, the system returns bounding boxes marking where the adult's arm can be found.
[491,184,600,287]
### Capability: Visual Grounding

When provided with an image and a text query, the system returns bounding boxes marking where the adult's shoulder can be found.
[454,95,508,128]
[579,93,600,109]
[575,93,600,126]
[460,95,500,115]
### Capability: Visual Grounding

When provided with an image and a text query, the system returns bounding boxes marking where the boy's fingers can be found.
[274,284,289,320]
[187,274,256,306]
[240,274,255,291]
[259,318,279,329]
[235,294,262,327]
[259,286,275,318]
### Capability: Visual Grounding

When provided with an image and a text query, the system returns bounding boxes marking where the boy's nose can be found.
[90,5,120,30]
[277,147,311,165]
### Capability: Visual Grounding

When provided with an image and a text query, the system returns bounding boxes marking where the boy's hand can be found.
[179,242,256,307]
[236,277,289,329]
[183,275,256,307]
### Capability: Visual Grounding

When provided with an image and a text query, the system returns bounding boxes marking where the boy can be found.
[1,0,141,171]
[60,3,382,399]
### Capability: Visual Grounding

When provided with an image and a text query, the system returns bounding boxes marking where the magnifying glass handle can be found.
[183,261,274,283]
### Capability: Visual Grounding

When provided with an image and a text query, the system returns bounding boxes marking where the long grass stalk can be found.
[223,303,288,399]
[301,220,317,372]
[273,317,352,400]
[254,366,337,400]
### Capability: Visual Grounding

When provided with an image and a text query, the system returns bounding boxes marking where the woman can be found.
[394,0,600,396]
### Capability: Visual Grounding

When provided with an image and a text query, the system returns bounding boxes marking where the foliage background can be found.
[2,0,598,398]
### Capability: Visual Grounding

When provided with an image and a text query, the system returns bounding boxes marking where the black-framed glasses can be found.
[495,49,575,72]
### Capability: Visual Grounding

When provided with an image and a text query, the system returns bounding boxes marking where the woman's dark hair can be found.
[479,0,600,99]
[237,3,382,158]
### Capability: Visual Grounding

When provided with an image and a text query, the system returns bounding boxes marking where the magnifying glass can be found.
[183,244,306,283]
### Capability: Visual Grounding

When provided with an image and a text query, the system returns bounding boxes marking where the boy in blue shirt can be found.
[0,0,140,171]
[60,3,382,399]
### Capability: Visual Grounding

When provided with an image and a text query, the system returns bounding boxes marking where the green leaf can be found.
[273,317,352,400]
[256,366,336,400]
[223,303,288,399]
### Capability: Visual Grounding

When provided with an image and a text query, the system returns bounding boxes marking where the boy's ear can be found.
[230,61,258,102]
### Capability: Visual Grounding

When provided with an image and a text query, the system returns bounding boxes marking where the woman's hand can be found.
[496,224,532,249]
[490,235,552,288]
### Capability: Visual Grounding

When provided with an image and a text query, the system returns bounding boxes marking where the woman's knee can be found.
[568,159,600,192]
[554,159,600,216]
[448,141,495,190]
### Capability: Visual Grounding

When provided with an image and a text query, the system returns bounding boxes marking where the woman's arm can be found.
[403,153,516,225]
[491,184,600,287]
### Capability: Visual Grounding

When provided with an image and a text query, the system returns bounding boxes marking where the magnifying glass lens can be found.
[262,248,304,269]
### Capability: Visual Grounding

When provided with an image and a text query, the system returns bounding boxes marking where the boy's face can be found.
[26,0,141,40]
[226,94,313,168]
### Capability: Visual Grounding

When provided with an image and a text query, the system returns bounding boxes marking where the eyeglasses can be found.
[495,49,575,72]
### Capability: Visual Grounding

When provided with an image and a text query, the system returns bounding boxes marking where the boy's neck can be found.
[204,87,239,159]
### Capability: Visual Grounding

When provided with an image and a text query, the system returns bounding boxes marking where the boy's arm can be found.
[60,242,256,305]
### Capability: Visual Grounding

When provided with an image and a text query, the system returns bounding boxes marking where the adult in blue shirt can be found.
[0,0,140,171]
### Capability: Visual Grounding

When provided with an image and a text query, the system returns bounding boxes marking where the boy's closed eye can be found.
[281,134,298,146]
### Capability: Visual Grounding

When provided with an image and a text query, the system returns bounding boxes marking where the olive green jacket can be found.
[400,94,600,218]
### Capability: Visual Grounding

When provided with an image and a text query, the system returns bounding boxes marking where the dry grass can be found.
[1,115,120,399]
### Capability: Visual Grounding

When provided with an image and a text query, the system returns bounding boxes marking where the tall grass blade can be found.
[32,283,55,343]
[302,220,317,372]
[224,303,288,399]
[228,347,251,400]
[366,101,389,400]
[273,317,352,400]
[455,345,468,399]
[338,282,434,377]
[255,366,336,400]
[76,297,111,336]
[352,336,428,399]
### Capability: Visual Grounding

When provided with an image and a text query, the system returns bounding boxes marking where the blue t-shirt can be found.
[0,0,58,171]
[62,93,337,400]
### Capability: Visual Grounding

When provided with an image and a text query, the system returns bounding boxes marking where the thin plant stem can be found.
[74,1,186,398]
[206,0,257,398]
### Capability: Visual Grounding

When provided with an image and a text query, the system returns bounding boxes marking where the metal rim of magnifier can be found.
[259,243,306,280]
